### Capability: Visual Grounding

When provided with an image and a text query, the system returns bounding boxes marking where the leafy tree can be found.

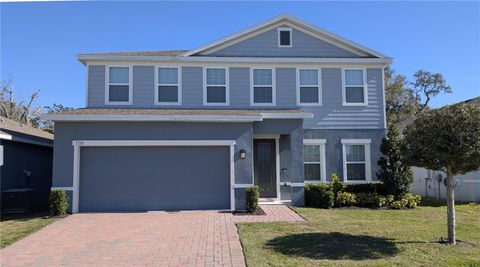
[403,104,480,244]
[384,67,416,124]
[411,70,452,113]
[377,123,414,198]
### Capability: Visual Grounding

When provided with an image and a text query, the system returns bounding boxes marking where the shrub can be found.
[329,173,344,204]
[305,183,334,209]
[49,190,68,216]
[356,192,382,208]
[336,192,356,207]
[343,183,387,195]
[405,193,422,208]
[245,186,259,212]
[390,199,408,209]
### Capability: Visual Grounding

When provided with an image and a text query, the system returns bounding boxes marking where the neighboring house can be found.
[411,97,480,202]
[0,117,54,212]
[42,15,391,212]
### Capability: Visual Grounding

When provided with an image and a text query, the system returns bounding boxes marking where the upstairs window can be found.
[251,68,275,106]
[106,66,132,105]
[341,139,372,182]
[204,68,229,105]
[343,69,367,105]
[278,27,292,47]
[156,67,181,105]
[297,68,321,106]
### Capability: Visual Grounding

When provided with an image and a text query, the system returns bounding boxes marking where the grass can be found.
[237,199,480,266]
[0,211,63,248]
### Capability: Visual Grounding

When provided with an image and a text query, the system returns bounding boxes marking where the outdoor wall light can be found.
[239,149,247,159]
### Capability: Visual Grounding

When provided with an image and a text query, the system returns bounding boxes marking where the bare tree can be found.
[0,77,41,126]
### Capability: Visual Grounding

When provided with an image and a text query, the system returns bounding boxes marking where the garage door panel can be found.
[79,146,230,211]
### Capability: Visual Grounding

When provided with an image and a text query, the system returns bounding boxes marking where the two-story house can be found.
[44,15,391,213]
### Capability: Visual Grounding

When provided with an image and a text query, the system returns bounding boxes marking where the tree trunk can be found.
[446,171,456,245]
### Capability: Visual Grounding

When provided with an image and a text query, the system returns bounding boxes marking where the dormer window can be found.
[278,28,292,47]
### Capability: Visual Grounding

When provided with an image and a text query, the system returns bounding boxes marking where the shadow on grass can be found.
[265,232,399,260]
[0,210,51,222]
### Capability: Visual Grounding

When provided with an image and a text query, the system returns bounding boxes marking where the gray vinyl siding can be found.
[303,128,386,182]
[302,68,385,129]
[86,65,385,130]
[205,25,362,58]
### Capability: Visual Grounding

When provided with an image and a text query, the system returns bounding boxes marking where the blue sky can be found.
[1,1,479,109]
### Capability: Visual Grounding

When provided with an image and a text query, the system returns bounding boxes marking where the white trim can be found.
[296,68,322,106]
[180,14,389,58]
[291,182,305,187]
[253,135,281,201]
[0,132,12,140]
[154,65,182,106]
[250,67,276,106]
[382,67,387,129]
[105,65,133,105]
[0,133,52,147]
[51,186,74,191]
[70,140,236,213]
[341,139,372,182]
[0,145,3,166]
[85,63,89,106]
[41,112,313,122]
[303,139,327,183]
[203,67,230,106]
[233,184,254,188]
[277,27,292,48]
[341,139,372,144]
[79,57,392,67]
[342,68,368,106]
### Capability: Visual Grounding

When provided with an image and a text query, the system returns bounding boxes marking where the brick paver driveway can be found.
[0,211,245,267]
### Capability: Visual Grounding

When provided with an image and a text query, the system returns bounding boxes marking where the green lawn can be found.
[0,211,62,248]
[238,200,480,266]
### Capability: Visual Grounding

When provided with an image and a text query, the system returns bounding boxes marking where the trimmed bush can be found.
[245,186,259,212]
[336,192,356,207]
[305,183,334,209]
[356,192,382,208]
[344,183,387,195]
[49,190,68,216]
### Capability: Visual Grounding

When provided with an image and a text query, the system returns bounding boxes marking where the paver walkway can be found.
[0,205,302,267]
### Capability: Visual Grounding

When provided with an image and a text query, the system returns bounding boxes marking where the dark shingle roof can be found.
[78,50,188,57]
[0,117,53,140]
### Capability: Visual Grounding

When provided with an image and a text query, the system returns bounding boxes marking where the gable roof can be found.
[181,14,390,59]
[78,50,188,57]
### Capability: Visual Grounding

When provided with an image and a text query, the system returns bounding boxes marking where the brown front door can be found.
[253,139,276,198]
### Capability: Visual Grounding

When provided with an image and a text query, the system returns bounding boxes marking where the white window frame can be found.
[105,65,133,105]
[296,68,322,106]
[303,139,327,183]
[342,68,368,106]
[250,67,276,106]
[341,139,372,183]
[154,66,182,105]
[203,67,230,106]
[277,27,292,48]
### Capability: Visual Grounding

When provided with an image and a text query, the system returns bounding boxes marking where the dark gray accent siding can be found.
[79,146,230,211]
[304,128,386,181]
[302,68,385,129]
[52,122,253,187]
[207,25,362,58]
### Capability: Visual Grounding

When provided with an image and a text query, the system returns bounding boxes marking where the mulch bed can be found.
[233,207,266,216]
